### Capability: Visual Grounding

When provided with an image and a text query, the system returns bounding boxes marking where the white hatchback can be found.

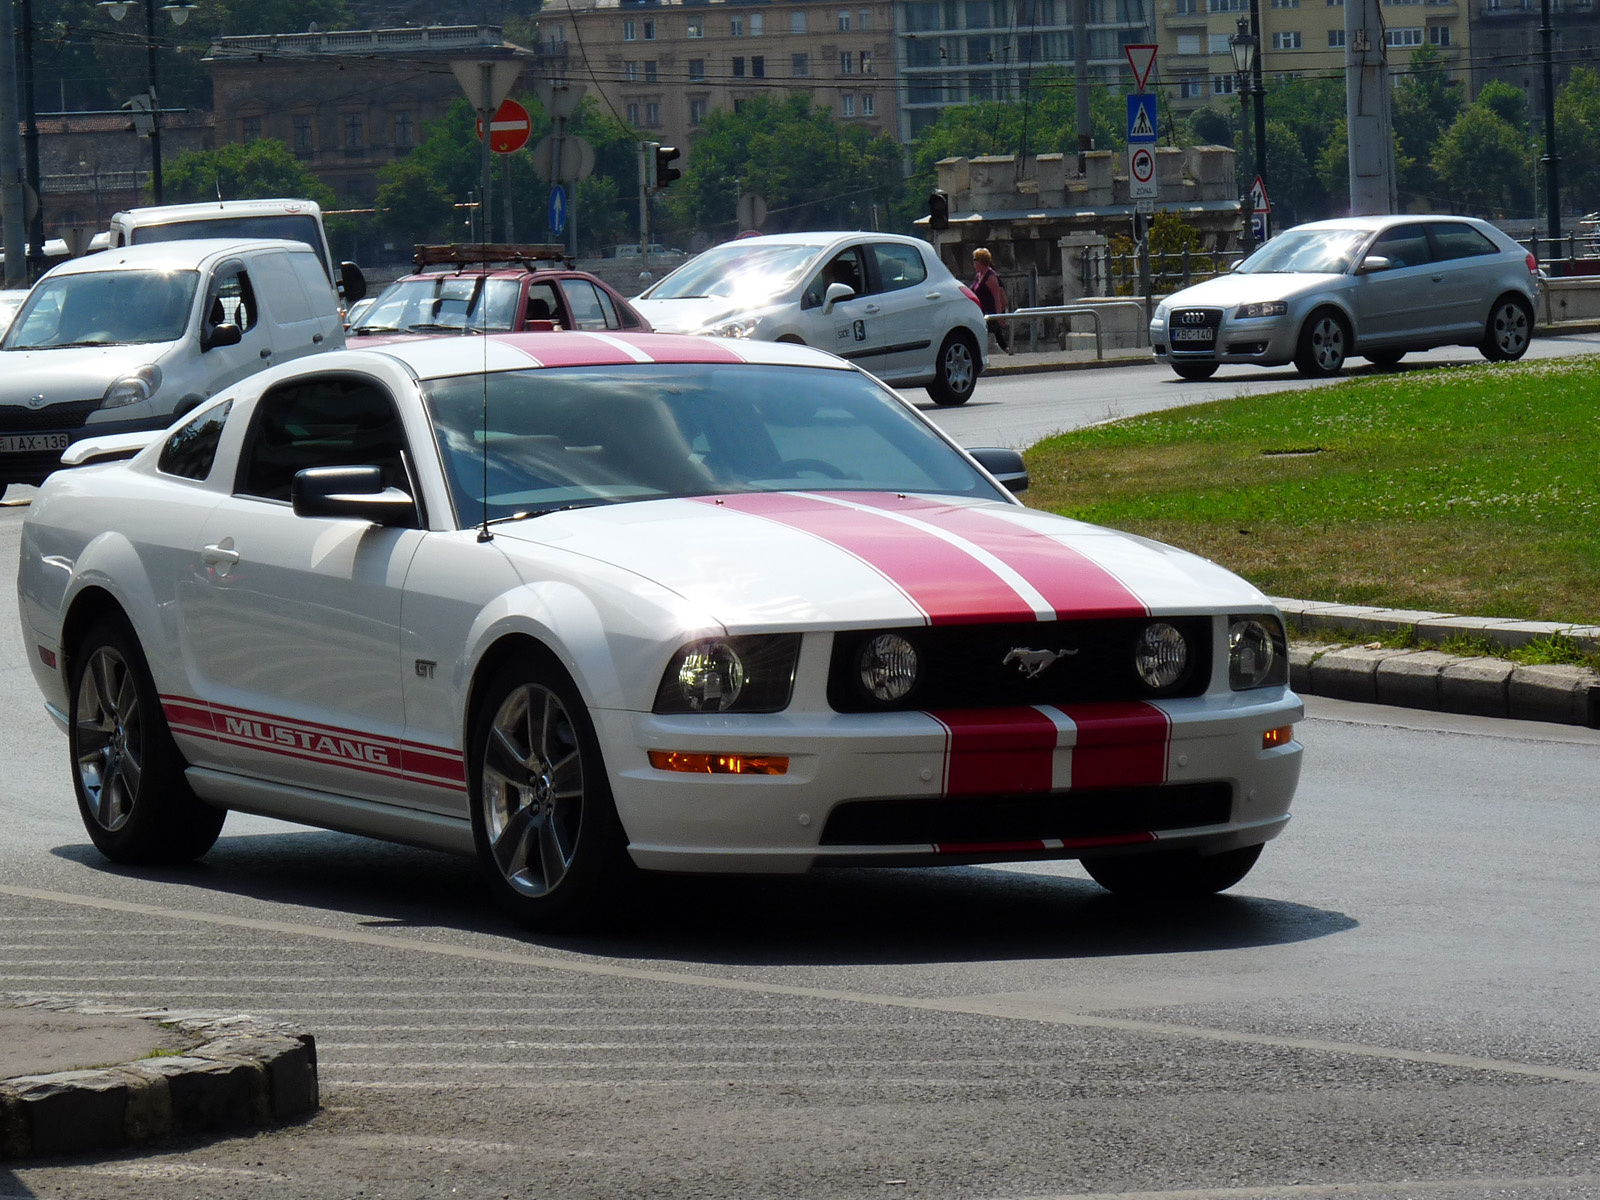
[631,232,990,406]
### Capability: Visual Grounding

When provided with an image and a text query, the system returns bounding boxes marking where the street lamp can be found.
[98,0,194,203]
[1229,15,1268,243]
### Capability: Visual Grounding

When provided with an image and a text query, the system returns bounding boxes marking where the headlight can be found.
[857,632,920,703]
[100,365,162,409]
[1229,616,1289,690]
[1151,305,1169,325]
[653,634,801,714]
[1133,621,1190,691]
[701,317,758,339]
[1234,301,1288,319]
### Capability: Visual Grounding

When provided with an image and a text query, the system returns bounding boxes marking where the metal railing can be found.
[986,300,1148,359]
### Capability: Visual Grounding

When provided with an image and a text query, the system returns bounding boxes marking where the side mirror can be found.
[1356,254,1393,275]
[967,447,1029,495]
[291,465,417,527]
[201,321,242,351]
[823,282,855,314]
[340,261,368,304]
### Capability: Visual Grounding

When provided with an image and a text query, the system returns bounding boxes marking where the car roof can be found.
[45,238,312,275]
[350,331,855,381]
[1284,214,1494,235]
[393,267,612,284]
[718,231,928,249]
[115,198,323,223]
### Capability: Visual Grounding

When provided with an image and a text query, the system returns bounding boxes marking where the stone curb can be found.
[0,1000,318,1161]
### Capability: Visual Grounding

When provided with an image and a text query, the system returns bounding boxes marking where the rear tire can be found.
[926,331,979,406]
[1294,308,1348,377]
[1171,361,1218,381]
[69,614,225,864]
[1480,295,1532,362]
[1081,844,1263,899]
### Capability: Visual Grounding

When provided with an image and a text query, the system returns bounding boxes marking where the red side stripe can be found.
[1059,701,1171,789]
[703,493,1036,625]
[930,706,1060,796]
[845,494,1149,620]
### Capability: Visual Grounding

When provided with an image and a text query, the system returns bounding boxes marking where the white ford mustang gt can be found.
[18,332,1303,927]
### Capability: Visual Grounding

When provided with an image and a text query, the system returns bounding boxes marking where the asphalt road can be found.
[2,344,1599,1198]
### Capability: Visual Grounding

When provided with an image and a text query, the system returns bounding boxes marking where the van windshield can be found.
[131,215,330,278]
[3,270,199,350]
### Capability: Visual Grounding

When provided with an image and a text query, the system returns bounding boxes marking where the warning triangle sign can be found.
[1129,102,1155,141]
[1125,44,1158,91]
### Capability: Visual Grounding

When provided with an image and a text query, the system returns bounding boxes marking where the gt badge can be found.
[1003,647,1078,678]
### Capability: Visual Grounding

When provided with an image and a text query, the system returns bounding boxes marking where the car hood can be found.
[1163,272,1348,309]
[629,296,761,334]
[491,492,1268,631]
[0,343,177,404]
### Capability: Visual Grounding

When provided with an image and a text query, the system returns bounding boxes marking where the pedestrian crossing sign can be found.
[1127,94,1158,144]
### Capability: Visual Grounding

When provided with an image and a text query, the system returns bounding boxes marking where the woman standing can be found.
[970,248,1011,354]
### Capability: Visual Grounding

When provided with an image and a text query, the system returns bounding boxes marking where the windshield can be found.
[131,214,331,278]
[3,269,199,350]
[354,276,523,334]
[423,363,1001,527]
[1236,229,1370,275]
[641,243,822,302]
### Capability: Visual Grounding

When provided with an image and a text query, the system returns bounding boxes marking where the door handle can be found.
[1431,274,1444,282]
[925,292,942,300]
[201,542,240,567]
[312,332,324,343]
[259,347,273,359]
[863,304,882,314]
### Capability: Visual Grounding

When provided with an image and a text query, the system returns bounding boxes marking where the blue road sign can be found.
[1251,212,1268,244]
[549,184,568,237]
[1127,93,1158,144]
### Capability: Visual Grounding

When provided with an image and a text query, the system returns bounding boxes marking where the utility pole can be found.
[1344,0,1397,214]
[1540,0,1560,243]
[1073,0,1091,162]
[1249,0,1267,236]
[21,0,44,271]
[2,0,28,286]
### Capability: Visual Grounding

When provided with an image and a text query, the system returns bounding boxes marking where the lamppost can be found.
[1229,16,1268,242]
[96,0,195,204]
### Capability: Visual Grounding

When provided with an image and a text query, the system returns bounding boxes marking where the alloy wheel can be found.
[480,683,585,898]
[74,645,144,833]
[1491,301,1530,357]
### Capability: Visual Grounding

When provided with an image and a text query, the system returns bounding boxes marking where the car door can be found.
[247,249,333,365]
[198,260,278,396]
[864,242,936,380]
[1350,223,1443,346]
[558,277,623,331]
[178,372,439,811]
[1426,221,1506,339]
[794,245,882,366]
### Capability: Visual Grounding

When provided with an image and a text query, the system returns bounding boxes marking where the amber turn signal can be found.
[1262,726,1293,749]
[648,750,789,775]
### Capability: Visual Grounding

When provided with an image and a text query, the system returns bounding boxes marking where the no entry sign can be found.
[476,99,533,154]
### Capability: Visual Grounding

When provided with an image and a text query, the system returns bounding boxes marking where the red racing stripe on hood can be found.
[844,494,1148,620]
[702,493,1037,624]
[930,706,1060,795]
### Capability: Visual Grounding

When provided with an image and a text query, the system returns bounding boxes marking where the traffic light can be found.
[928,189,949,231]
[643,141,661,189]
[654,144,682,190]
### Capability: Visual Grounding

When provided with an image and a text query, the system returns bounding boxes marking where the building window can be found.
[691,98,708,124]
[793,52,811,75]
[1208,32,1233,52]
[1175,0,1200,11]
[687,16,704,37]
[1212,73,1236,93]
[730,14,744,34]
[623,18,636,40]
[1429,23,1452,42]
[689,58,706,80]
[750,13,763,34]
[1206,0,1246,10]
[907,1,940,30]
[1272,0,1299,6]
[860,50,874,73]
[859,8,872,28]
[843,95,857,116]
[1385,26,1424,44]
[626,101,640,125]
[752,55,765,77]
[645,60,658,82]
[343,113,363,148]
[1177,32,1201,52]
[293,115,313,155]
[1328,28,1346,44]
[1328,0,1344,6]
[838,8,852,29]
[242,116,261,141]
[1271,30,1302,47]
[790,10,807,32]
[861,92,875,115]
[643,18,655,39]
[840,50,856,73]
[645,101,660,127]
[626,61,639,81]
[1178,74,1204,96]
[394,111,413,149]
[732,56,746,77]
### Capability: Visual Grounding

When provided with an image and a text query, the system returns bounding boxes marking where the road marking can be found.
[4,883,1597,1087]
[989,1177,1600,1200]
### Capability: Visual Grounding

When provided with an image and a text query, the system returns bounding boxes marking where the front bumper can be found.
[0,407,167,486]
[1150,309,1300,367]
[595,690,1303,873]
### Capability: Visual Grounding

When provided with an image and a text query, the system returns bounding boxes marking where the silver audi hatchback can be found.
[1150,215,1541,380]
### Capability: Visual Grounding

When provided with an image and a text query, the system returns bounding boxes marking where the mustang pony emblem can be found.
[1003,647,1079,678]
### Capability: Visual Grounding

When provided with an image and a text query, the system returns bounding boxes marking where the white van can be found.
[108,198,366,303]
[0,239,344,487]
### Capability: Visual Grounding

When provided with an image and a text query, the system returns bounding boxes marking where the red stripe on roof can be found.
[1058,702,1171,789]
[845,494,1148,620]
[703,492,1035,625]
[620,333,747,363]
[930,706,1060,796]
[492,332,637,367]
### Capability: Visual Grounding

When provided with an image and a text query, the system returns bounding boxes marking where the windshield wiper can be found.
[20,339,121,349]
[484,502,603,528]
[350,324,400,335]
[405,322,481,333]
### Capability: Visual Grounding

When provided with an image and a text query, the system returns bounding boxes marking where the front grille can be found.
[820,782,1233,846]
[1168,307,1221,352]
[0,400,102,432]
[827,616,1213,712]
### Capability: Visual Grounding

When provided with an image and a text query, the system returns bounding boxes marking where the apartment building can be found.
[1155,0,1468,118]
[1469,2,1600,103]
[543,0,896,161]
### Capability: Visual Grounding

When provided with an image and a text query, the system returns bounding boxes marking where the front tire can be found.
[469,648,631,930]
[1294,308,1349,377]
[1480,295,1533,362]
[926,331,979,406]
[1080,844,1262,899]
[69,614,225,864]
[1364,350,1405,368]
[1171,361,1218,381]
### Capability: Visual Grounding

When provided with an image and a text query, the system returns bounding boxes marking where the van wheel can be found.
[927,331,979,406]
[1293,308,1348,377]
[1480,295,1532,362]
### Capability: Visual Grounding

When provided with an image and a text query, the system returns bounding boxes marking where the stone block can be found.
[1308,647,1399,703]
[1507,664,1600,727]
[1374,651,1459,711]
[6,1070,130,1157]
[1288,644,1317,694]
[1439,658,1515,718]
[935,156,971,196]
[263,1037,320,1120]
[117,1068,172,1143]
[141,1057,263,1134]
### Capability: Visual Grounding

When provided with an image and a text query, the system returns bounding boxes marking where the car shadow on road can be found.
[51,831,1356,968]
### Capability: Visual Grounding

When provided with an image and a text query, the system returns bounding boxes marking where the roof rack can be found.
[413,243,574,272]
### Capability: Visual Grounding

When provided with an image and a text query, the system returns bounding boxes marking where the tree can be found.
[374,158,455,249]
[1392,47,1462,210]
[1433,104,1534,217]
[1186,106,1235,147]
[163,139,335,206]
[1555,66,1600,216]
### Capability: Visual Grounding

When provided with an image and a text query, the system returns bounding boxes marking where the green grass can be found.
[1024,355,1600,625]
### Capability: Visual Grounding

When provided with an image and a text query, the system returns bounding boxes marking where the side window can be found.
[870,243,928,293]
[209,266,261,332]
[802,248,867,309]
[236,376,411,503]
[616,296,646,330]
[559,278,610,330]
[158,400,232,481]
[287,250,341,318]
[1429,222,1498,261]
[526,282,563,327]
[590,284,621,329]
[1368,224,1432,270]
